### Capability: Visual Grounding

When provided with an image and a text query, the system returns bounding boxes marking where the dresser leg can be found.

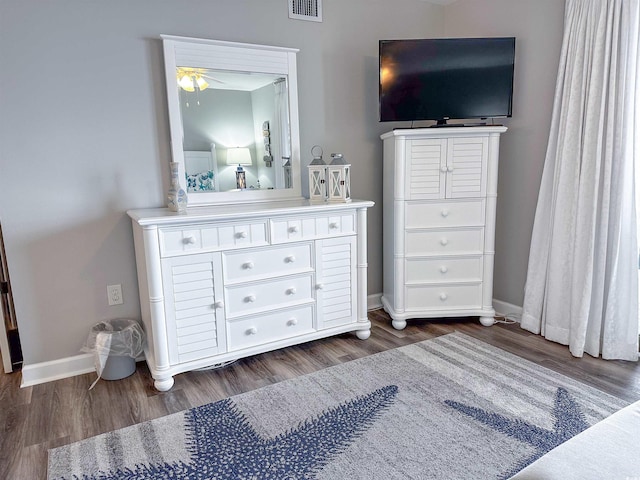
[392,319,407,330]
[154,376,175,392]
[355,329,371,340]
[479,316,495,327]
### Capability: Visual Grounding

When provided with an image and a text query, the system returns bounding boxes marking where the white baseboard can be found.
[21,353,96,388]
[492,298,523,321]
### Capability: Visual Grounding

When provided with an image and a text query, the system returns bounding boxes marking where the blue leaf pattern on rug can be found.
[67,385,398,480]
[445,387,589,479]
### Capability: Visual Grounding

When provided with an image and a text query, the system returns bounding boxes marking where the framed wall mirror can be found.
[161,35,302,206]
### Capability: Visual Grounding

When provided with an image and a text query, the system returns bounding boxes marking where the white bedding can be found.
[510,400,640,479]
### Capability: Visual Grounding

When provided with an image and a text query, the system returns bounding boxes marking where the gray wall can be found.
[0,0,446,365]
[443,0,565,308]
[0,0,567,368]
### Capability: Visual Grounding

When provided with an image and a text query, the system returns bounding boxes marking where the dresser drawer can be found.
[406,283,482,310]
[223,243,313,283]
[227,305,315,352]
[270,212,355,243]
[405,256,483,283]
[159,221,268,257]
[405,200,484,228]
[224,274,314,318]
[406,228,483,256]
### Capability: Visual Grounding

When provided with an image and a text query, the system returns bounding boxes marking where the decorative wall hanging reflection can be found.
[262,121,273,167]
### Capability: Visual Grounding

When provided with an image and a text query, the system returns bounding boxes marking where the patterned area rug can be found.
[48,332,628,480]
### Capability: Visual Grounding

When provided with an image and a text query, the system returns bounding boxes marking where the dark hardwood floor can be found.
[2,309,639,480]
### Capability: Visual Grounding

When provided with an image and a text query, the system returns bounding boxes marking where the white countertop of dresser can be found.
[127,199,375,226]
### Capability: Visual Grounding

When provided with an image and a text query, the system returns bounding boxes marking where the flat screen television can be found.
[379,37,515,125]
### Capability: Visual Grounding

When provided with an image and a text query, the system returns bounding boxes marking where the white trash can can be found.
[83,318,144,386]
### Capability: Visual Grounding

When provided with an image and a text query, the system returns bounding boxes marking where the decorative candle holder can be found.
[307,145,327,203]
[327,153,351,203]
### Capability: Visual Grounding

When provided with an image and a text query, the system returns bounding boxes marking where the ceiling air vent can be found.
[289,0,322,22]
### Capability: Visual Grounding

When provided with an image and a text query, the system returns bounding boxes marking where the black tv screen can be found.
[379,37,515,124]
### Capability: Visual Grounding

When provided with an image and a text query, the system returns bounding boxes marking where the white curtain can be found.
[521,0,639,361]
[273,78,291,189]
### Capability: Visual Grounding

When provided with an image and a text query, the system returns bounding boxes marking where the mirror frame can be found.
[161,35,302,205]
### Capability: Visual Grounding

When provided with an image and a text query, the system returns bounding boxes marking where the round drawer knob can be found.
[213,301,224,309]
[285,255,296,263]
[441,210,449,218]
[289,225,299,233]
[440,238,449,246]
[329,222,339,229]
[243,261,254,270]
[287,318,298,327]
[439,293,448,301]
[286,287,297,295]
[440,266,448,274]
[236,231,248,239]
[246,327,258,335]
[440,165,448,173]
[183,236,196,244]
[447,166,454,173]
[316,283,324,290]
[245,294,256,303]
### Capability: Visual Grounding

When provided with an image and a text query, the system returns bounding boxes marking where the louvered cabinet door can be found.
[315,236,357,330]
[406,139,447,200]
[161,252,226,364]
[445,137,488,199]
[405,137,488,200]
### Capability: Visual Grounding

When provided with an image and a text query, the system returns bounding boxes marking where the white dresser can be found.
[128,199,373,391]
[381,126,507,330]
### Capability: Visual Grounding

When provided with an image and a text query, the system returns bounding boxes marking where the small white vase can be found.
[167,162,187,213]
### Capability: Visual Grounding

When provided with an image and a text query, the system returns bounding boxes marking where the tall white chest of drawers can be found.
[128,199,373,391]
[381,126,507,330]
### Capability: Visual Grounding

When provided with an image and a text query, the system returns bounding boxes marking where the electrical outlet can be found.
[107,284,123,306]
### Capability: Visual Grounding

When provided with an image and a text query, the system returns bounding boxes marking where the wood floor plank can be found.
[0,365,31,407]
[0,404,28,480]
[2,309,639,480]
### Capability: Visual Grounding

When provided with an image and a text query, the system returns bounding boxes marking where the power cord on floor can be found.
[195,359,238,371]
[493,312,521,324]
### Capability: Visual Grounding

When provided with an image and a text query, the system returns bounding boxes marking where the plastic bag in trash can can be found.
[82,318,144,389]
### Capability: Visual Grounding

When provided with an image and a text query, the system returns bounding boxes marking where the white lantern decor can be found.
[307,145,327,203]
[327,153,351,203]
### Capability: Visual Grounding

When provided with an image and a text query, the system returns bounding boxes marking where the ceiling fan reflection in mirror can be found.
[176,67,227,107]
[176,67,228,92]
